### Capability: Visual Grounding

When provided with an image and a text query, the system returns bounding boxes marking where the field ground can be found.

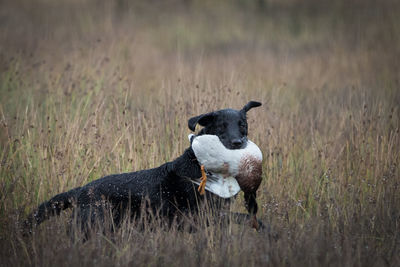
[0,0,399,266]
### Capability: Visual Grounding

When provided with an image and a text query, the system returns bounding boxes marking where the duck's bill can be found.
[192,173,241,198]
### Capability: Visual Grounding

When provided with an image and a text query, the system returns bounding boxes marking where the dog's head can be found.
[188,101,262,149]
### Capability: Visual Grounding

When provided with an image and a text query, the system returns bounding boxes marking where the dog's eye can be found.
[215,123,226,131]
[218,122,227,129]
[239,122,247,133]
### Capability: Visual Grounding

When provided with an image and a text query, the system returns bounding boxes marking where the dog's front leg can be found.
[218,211,265,232]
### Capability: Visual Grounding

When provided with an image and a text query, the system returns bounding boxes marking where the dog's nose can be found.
[231,139,243,148]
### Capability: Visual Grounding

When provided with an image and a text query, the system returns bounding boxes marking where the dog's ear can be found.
[188,112,216,131]
[242,101,262,113]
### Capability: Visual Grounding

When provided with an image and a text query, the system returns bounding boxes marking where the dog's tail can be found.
[24,187,81,231]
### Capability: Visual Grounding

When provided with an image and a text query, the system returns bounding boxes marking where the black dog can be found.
[25,101,262,233]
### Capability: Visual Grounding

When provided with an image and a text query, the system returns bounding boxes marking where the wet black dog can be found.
[25,101,262,233]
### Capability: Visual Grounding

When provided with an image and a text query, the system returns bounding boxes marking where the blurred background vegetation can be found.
[0,0,399,266]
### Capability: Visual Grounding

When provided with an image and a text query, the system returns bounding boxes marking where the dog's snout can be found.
[231,139,243,148]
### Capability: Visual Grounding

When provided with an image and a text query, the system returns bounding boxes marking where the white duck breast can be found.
[198,173,241,198]
[190,134,263,198]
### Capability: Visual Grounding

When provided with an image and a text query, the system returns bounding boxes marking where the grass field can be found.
[1,0,399,266]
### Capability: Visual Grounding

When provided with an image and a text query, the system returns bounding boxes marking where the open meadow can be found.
[0,0,399,266]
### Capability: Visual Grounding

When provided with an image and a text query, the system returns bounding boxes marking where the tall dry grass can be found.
[0,0,399,266]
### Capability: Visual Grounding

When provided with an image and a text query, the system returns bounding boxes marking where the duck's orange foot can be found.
[197,165,207,195]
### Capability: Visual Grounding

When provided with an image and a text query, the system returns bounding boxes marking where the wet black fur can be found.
[25,101,262,232]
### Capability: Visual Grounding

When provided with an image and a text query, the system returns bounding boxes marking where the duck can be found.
[189,134,263,198]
